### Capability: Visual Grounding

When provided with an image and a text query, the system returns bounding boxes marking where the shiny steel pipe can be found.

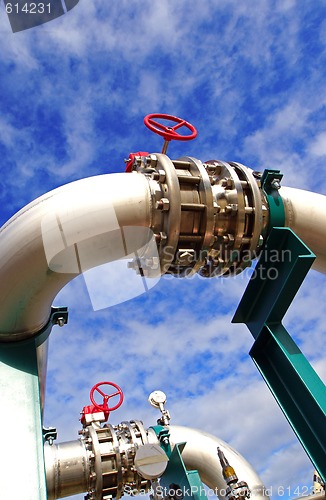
[280,186,326,274]
[166,426,268,500]
[44,440,91,500]
[0,173,151,340]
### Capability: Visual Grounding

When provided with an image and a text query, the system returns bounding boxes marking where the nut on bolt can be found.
[205,163,222,175]
[220,178,234,189]
[225,204,238,215]
[205,164,218,174]
[146,154,158,168]
[155,232,168,243]
[176,249,195,265]
[56,317,65,327]
[270,179,281,190]
[155,198,170,211]
[213,202,221,214]
[151,170,166,183]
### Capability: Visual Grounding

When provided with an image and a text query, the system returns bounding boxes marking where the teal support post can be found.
[233,227,326,482]
[0,307,68,500]
[0,339,48,500]
[159,442,207,500]
[151,426,206,500]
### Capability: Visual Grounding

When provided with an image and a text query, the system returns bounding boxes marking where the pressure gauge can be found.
[148,390,167,408]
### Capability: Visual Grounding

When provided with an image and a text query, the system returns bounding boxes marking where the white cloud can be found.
[309,132,326,157]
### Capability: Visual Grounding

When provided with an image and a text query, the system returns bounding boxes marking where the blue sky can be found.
[1,1,326,499]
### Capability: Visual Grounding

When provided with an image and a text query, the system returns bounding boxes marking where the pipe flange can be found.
[170,156,215,276]
[200,160,246,277]
[143,153,182,274]
[81,421,151,500]
[200,160,264,277]
[137,154,215,276]
[226,161,265,275]
[229,162,265,252]
[86,425,103,500]
[120,421,142,491]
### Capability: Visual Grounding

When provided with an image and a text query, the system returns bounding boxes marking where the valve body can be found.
[45,420,151,500]
[129,154,269,278]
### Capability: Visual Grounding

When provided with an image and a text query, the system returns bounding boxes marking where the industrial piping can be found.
[44,423,267,500]
[1,157,326,342]
[2,157,326,397]
[1,145,326,499]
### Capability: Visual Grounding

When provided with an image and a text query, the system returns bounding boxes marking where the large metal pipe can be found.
[0,172,152,340]
[280,186,326,273]
[166,426,267,500]
[44,440,91,499]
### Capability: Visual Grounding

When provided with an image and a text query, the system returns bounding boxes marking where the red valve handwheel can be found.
[144,113,198,142]
[90,381,124,412]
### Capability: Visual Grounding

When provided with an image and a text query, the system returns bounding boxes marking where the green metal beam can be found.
[0,307,68,500]
[233,227,326,482]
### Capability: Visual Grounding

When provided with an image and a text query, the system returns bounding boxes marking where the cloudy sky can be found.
[1,1,326,499]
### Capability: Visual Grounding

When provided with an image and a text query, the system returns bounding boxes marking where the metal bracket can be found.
[261,169,285,232]
[34,306,69,347]
[150,425,172,458]
[159,442,207,500]
[43,426,57,445]
[233,227,326,482]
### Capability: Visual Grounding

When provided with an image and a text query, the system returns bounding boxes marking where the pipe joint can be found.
[132,155,267,278]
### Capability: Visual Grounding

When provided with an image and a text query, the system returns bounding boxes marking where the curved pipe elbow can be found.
[0,173,152,340]
[167,425,268,500]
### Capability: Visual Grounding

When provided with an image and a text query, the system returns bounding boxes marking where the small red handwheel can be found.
[90,381,124,412]
[144,113,198,142]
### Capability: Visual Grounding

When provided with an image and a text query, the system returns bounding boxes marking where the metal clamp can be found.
[43,427,57,446]
[261,169,285,232]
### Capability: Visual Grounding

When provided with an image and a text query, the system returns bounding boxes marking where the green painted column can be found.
[0,307,67,499]
[0,339,47,500]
